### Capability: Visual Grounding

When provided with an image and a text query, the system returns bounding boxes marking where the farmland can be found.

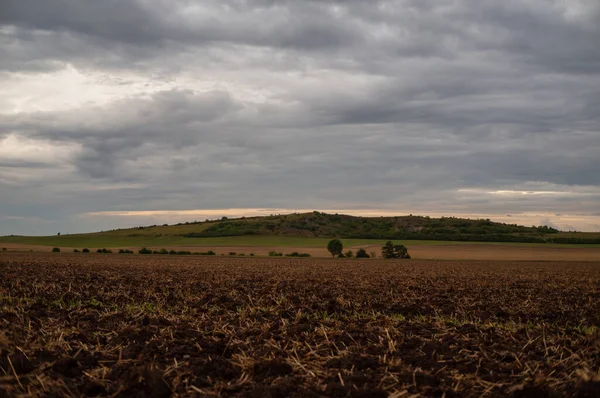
[1,252,599,397]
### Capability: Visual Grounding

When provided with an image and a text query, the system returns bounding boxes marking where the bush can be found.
[381,241,411,259]
[52,247,60,253]
[327,239,343,257]
[268,251,283,257]
[250,253,255,256]
[285,252,312,257]
[229,252,236,256]
[119,249,134,254]
[138,247,153,255]
[82,248,90,253]
[345,250,354,258]
[355,248,370,258]
[73,249,80,253]
[177,251,192,255]
[1,248,6,251]
[199,250,216,256]
[169,250,177,255]
[97,248,112,253]
[160,248,169,255]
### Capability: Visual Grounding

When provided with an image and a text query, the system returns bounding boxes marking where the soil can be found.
[1,252,599,396]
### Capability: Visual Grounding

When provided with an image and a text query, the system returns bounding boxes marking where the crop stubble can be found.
[1,252,599,397]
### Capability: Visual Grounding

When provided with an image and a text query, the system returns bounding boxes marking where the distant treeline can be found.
[177,212,600,244]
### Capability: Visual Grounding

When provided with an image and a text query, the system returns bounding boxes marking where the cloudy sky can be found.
[1,0,599,235]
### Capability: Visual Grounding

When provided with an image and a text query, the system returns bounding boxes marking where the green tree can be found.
[327,239,343,257]
[381,241,411,259]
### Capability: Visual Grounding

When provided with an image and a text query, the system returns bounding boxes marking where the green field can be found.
[1,234,599,249]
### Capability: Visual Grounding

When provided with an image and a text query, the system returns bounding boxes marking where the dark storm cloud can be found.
[1,0,600,234]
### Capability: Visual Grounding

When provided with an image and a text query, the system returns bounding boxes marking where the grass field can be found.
[1,252,599,396]
[2,234,600,250]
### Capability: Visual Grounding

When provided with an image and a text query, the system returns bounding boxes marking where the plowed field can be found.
[1,252,599,397]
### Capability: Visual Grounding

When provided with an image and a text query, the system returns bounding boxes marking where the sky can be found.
[1,0,599,235]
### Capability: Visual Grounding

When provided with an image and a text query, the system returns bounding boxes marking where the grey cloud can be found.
[1,1,600,234]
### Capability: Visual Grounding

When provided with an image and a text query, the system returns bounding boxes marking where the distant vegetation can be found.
[327,239,343,257]
[176,212,598,244]
[3,212,600,247]
[381,241,411,259]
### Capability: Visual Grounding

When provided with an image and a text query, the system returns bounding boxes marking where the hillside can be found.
[57,211,600,244]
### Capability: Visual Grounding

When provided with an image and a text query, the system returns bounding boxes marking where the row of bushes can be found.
[268,251,311,257]
[49,248,311,257]
[138,248,217,255]
[327,240,410,259]
[56,248,218,255]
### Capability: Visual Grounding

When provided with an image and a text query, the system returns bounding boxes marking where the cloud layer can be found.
[1,0,599,234]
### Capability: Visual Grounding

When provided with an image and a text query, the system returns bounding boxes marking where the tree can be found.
[381,241,411,259]
[345,250,353,258]
[355,248,370,258]
[327,239,343,257]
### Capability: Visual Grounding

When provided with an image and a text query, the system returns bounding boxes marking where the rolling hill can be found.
[4,211,597,246]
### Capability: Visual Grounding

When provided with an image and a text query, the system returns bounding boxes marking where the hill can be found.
[34,211,600,245]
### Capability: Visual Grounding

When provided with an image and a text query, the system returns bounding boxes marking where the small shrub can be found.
[345,250,354,258]
[73,249,80,253]
[250,253,255,256]
[177,251,191,255]
[229,252,236,256]
[160,248,169,255]
[285,252,311,257]
[268,251,283,257]
[138,247,153,255]
[1,248,6,251]
[82,248,90,253]
[355,248,370,258]
[52,247,60,253]
[169,250,177,255]
[119,249,134,254]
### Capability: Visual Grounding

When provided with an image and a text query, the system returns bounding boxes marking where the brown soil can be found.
[1,252,599,397]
